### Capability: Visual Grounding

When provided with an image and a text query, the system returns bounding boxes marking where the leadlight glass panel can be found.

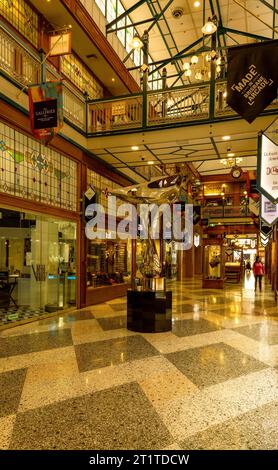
[0,122,77,211]
[0,0,38,47]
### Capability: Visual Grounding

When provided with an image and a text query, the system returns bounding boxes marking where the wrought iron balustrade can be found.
[0,23,86,131]
[148,84,210,125]
[202,205,251,218]
[88,95,143,133]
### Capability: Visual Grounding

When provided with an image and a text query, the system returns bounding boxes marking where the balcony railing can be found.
[0,21,278,138]
[202,205,251,218]
[0,22,86,131]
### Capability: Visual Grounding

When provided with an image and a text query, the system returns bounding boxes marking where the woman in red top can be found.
[253,256,265,292]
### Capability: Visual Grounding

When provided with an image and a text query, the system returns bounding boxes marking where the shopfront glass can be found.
[0,206,76,325]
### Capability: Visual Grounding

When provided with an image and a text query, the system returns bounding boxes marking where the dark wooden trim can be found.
[60,0,141,94]
[86,283,129,306]
[0,192,79,221]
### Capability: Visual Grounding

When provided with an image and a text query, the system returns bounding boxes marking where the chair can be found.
[0,271,18,308]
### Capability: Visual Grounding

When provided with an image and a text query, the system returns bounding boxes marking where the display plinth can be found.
[127,289,172,333]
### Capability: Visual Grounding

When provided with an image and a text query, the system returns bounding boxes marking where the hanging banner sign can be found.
[260,194,278,226]
[227,40,278,123]
[248,197,260,216]
[49,31,72,56]
[260,221,272,238]
[28,82,63,144]
[257,131,278,203]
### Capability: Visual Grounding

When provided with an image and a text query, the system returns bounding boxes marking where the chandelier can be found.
[183,51,225,81]
[220,157,243,167]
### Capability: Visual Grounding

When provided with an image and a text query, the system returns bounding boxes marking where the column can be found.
[177,245,195,280]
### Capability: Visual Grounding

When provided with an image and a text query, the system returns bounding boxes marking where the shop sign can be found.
[33,99,57,129]
[227,40,278,123]
[49,31,72,56]
[28,82,63,144]
[260,194,278,226]
[85,186,96,201]
[257,123,278,202]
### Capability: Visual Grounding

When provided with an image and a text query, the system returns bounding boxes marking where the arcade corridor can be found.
[1,276,278,450]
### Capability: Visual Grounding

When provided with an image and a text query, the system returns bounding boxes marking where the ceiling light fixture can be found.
[227,152,235,157]
[222,135,231,141]
[194,1,200,7]
[183,62,190,70]
[129,34,144,50]
[201,16,217,35]
[191,55,198,64]
[131,146,139,151]
[148,161,154,165]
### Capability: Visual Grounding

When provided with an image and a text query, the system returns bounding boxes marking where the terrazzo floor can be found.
[1,275,278,450]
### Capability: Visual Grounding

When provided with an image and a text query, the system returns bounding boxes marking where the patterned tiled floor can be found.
[1,275,278,450]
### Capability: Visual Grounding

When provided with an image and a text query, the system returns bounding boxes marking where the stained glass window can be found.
[0,0,39,47]
[0,122,77,211]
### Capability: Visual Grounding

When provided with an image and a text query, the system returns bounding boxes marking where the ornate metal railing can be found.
[0,21,278,138]
[88,94,143,133]
[202,205,251,218]
[147,84,210,125]
[0,22,86,131]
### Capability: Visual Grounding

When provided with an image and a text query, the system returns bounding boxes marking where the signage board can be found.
[260,194,278,225]
[257,131,278,203]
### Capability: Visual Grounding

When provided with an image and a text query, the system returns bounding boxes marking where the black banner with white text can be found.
[227,41,278,123]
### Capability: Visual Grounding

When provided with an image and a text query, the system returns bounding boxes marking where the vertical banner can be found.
[227,40,278,123]
[28,82,63,144]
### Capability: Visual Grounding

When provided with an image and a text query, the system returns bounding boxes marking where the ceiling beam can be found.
[108,17,154,34]
[146,0,175,33]
[222,27,272,41]
[149,36,205,76]
[258,0,278,14]
[106,0,147,32]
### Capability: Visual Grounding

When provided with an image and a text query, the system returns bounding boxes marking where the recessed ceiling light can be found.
[131,146,139,151]
[112,78,115,82]
[194,1,200,7]
[148,161,154,165]
[222,135,231,141]
[227,152,235,157]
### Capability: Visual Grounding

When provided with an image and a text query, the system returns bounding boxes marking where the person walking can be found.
[253,256,265,292]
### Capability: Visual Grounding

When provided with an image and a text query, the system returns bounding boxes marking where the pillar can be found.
[177,245,194,280]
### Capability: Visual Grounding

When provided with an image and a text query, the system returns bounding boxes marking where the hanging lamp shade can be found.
[201,18,217,35]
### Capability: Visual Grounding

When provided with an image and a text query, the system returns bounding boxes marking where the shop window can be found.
[0,0,39,47]
[0,122,77,211]
[0,207,76,325]
[87,239,131,288]
[61,53,103,99]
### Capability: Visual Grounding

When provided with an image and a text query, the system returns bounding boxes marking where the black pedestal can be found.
[127,289,172,333]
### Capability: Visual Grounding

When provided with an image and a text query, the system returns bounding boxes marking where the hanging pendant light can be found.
[129,34,144,49]
[201,17,217,35]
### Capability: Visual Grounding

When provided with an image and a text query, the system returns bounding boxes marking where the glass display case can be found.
[202,240,225,288]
